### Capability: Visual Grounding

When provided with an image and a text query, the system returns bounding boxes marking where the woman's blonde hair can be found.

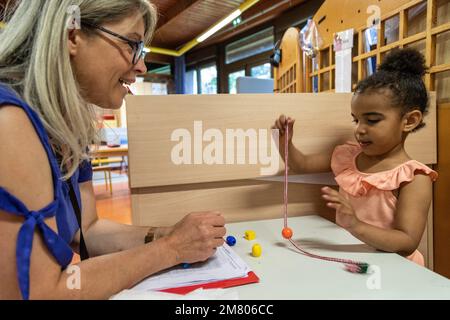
[0,0,157,179]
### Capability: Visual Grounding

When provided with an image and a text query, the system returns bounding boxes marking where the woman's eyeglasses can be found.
[82,22,145,65]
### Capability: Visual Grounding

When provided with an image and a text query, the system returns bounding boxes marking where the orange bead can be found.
[282,227,293,239]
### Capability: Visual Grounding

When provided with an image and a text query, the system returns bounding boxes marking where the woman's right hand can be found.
[272,114,295,145]
[164,212,226,264]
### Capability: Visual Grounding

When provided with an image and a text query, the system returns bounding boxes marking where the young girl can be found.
[272,48,437,266]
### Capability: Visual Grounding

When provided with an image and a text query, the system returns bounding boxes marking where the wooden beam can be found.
[145,52,174,65]
[431,21,450,35]
[309,65,335,77]
[425,0,437,89]
[328,46,333,90]
[399,9,407,47]
[376,20,385,66]
[317,47,322,92]
[155,0,202,30]
[430,63,450,74]
[357,30,363,81]
[434,103,450,278]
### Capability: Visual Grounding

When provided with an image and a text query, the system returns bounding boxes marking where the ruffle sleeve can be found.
[331,142,438,197]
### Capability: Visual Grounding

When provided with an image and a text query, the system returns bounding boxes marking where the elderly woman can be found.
[0,0,225,299]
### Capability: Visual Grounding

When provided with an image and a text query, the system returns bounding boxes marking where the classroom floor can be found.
[93,171,132,225]
[72,171,131,263]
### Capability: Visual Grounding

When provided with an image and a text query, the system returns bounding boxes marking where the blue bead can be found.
[226,236,236,246]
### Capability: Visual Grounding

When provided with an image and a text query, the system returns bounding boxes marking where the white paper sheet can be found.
[334,29,354,93]
[129,244,251,292]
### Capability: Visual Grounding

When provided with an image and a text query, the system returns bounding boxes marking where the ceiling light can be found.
[149,0,261,56]
[197,9,242,43]
[232,17,242,27]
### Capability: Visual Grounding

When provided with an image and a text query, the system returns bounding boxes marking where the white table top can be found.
[226,215,450,300]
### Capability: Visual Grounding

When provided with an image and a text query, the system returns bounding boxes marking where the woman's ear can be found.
[67,29,82,57]
[403,110,423,132]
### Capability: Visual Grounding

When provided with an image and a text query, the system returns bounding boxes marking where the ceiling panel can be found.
[151,0,245,48]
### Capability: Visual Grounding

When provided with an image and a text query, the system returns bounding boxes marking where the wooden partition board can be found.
[130,181,333,227]
[126,93,436,188]
[126,93,437,228]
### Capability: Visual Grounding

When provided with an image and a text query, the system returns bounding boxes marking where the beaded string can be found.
[281,122,369,274]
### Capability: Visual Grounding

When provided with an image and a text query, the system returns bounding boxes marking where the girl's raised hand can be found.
[321,187,360,230]
[271,114,295,144]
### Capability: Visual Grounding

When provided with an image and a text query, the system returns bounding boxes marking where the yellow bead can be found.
[244,230,256,240]
[252,244,262,257]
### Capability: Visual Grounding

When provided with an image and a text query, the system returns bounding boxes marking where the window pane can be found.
[226,27,274,64]
[185,70,198,94]
[251,63,271,79]
[200,65,217,94]
[151,65,171,75]
[228,70,245,94]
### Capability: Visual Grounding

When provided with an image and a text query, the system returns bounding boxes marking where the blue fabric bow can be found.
[0,189,73,300]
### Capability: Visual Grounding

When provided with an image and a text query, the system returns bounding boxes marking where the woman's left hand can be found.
[321,187,360,230]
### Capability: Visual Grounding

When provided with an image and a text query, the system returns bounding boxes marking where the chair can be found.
[91,159,114,195]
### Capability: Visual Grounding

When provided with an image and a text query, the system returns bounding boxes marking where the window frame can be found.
[221,23,274,93]
[224,53,273,93]
[186,59,218,94]
[186,23,275,94]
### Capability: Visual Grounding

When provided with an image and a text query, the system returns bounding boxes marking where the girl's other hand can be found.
[321,187,360,231]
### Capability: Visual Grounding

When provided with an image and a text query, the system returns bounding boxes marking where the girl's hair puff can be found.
[355,48,429,131]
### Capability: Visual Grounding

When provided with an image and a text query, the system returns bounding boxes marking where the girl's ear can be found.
[403,110,423,132]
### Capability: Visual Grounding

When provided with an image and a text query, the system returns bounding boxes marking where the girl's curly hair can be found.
[355,48,429,131]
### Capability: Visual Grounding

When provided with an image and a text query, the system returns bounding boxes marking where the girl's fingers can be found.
[327,202,341,210]
[328,203,350,216]
[322,189,342,201]
[342,200,352,209]
[322,187,347,202]
[275,120,284,134]
[322,194,342,203]
[321,186,338,195]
